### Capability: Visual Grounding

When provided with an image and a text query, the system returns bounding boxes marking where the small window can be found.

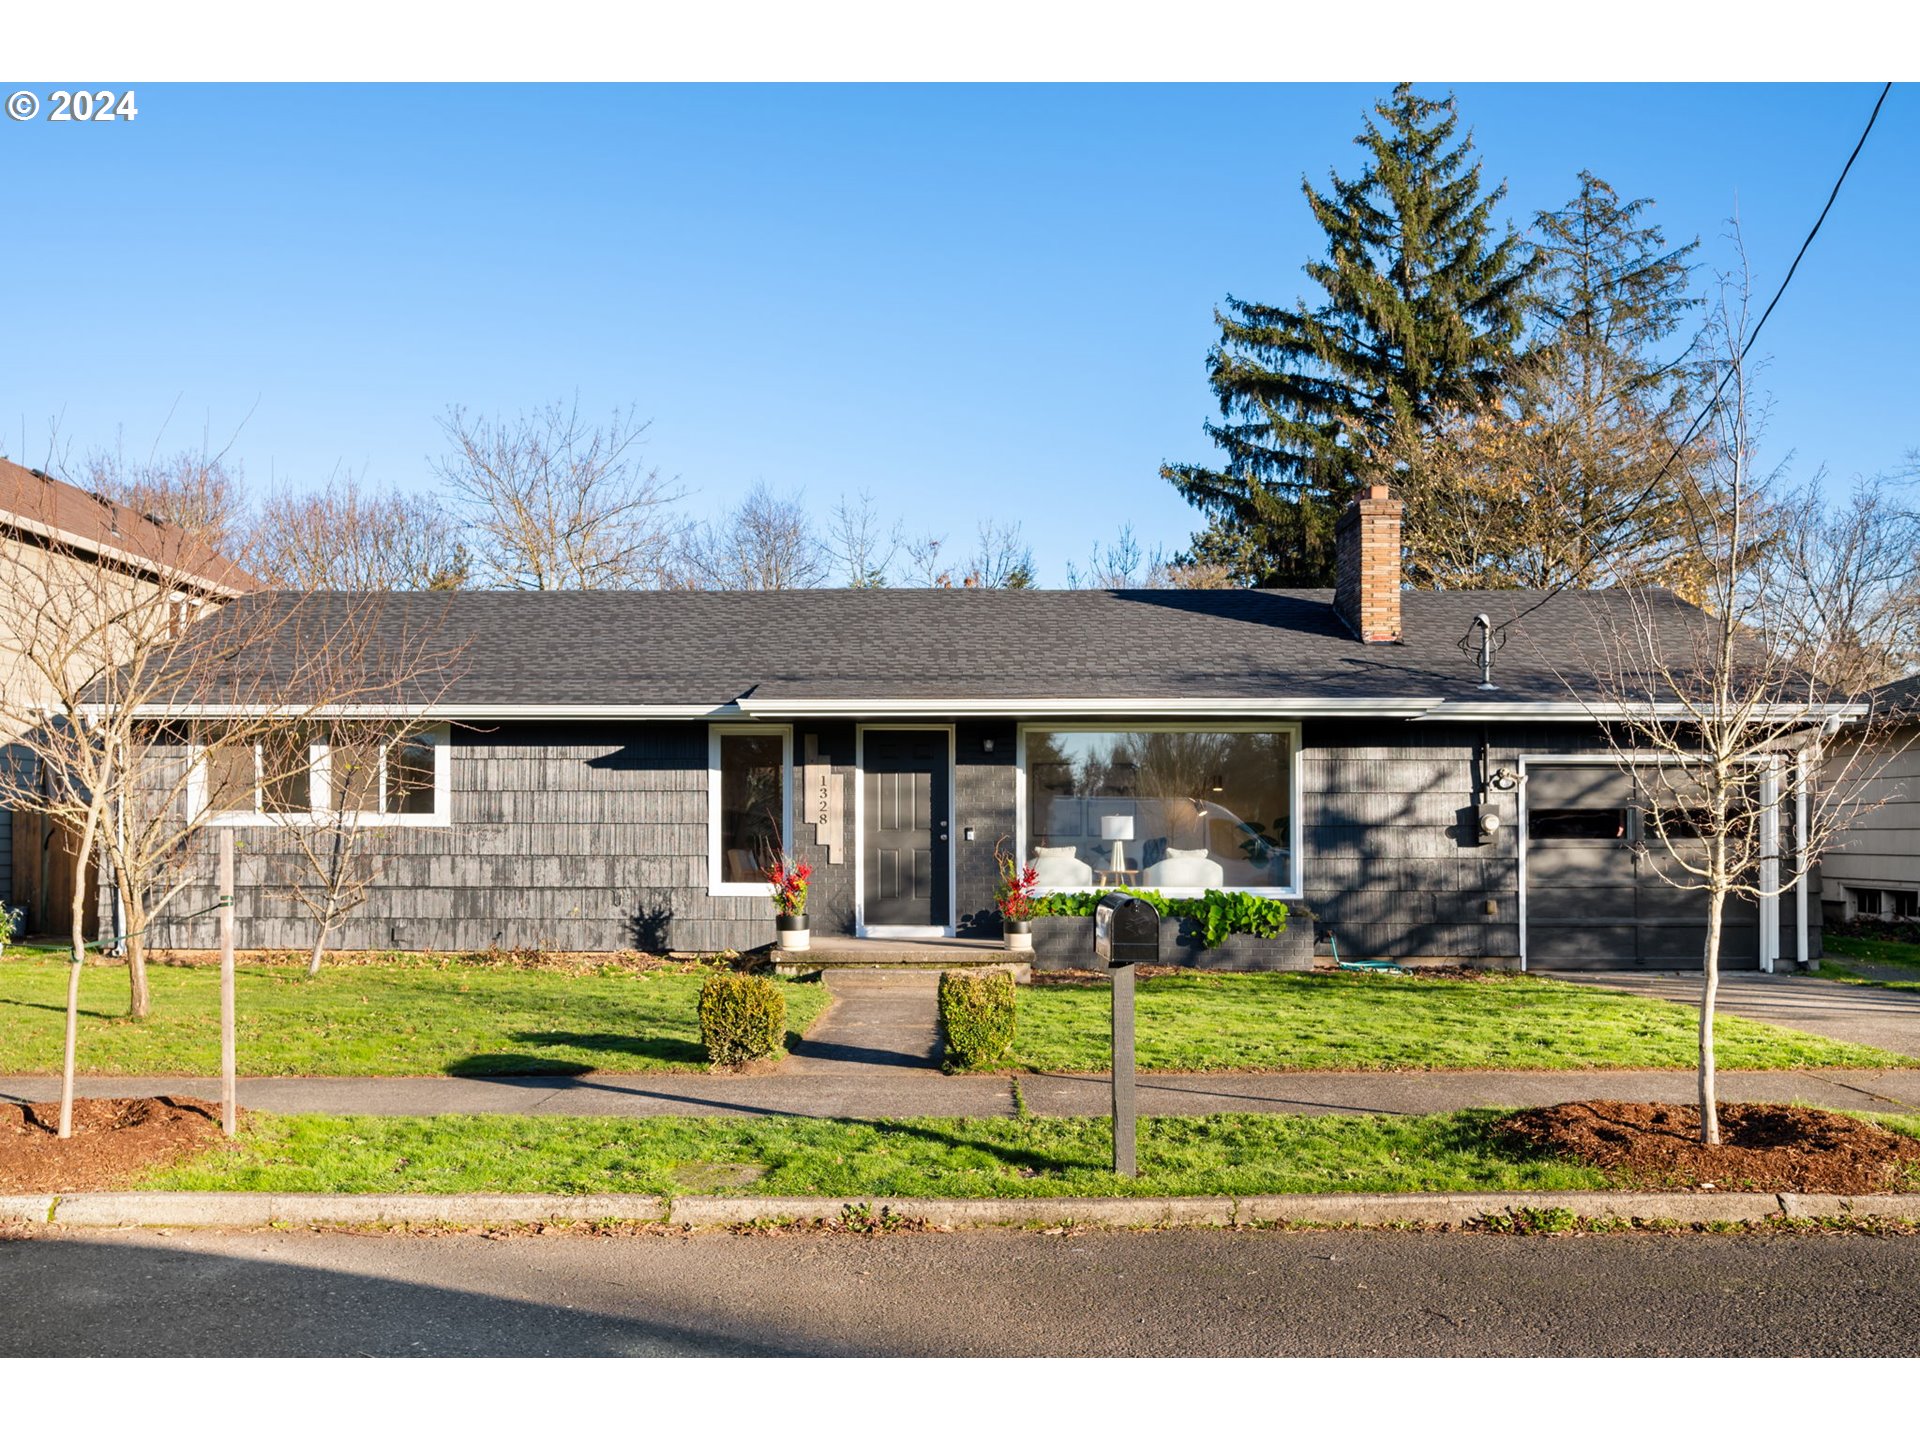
[1850,888,1886,918]
[1892,891,1920,920]
[330,739,382,813]
[1642,806,1715,842]
[203,743,258,813]
[260,727,315,814]
[386,735,437,816]
[1530,807,1627,840]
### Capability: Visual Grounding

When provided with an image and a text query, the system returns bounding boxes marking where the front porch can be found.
[765,934,1028,981]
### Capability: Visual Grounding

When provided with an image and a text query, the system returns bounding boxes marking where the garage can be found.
[1522,763,1762,972]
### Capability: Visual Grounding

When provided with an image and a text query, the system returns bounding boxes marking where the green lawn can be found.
[142,1109,1615,1197]
[0,956,830,1076]
[1821,934,1920,992]
[1007,971,1910,1072]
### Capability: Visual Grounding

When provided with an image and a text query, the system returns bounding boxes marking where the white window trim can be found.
[188,724,453,828]
[708,723,794,897]
[1014,721,1304,901]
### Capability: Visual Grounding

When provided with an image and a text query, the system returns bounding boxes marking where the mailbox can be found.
[1093,891,1160,966]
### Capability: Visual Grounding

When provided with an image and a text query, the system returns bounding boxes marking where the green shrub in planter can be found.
[699,972,788,1067]
[937,969,1016,1071]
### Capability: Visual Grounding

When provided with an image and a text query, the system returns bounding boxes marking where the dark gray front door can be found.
[1525,765,1760,971]
[862,729,950,929]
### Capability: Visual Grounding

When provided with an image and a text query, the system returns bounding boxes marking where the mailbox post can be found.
[1093,891,1159,1178]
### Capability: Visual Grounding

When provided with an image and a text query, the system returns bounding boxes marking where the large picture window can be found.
[1021,725,1298,895]
[708,725,792,894]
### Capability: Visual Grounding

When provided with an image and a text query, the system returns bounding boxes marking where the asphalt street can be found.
[4,1225,1917,1357]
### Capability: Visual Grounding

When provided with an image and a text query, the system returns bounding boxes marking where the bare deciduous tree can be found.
[84,447,250,559]
[824,490,902,588]
[434,399,682,589]
[1759,470,1920,692]
[671,483,828,590]
[1583,245,1903,1144]
[248,606,466,975]
[960,521,1034,589]
[0,500,275,1131]
[250,473,470,591]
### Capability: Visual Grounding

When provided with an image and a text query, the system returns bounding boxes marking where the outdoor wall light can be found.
[982,738,995,752]
[963,826,975,842]
[1488,767,1519,792]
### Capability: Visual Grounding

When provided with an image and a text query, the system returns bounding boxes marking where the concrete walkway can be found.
[1559,972,1920,1060]
[781,969,941,1075]
[8,1066,1920,1119]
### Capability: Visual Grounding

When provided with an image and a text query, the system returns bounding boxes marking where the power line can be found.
[1478,81,1894,649]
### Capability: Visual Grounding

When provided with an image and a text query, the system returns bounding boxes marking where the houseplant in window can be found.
[764,849,813,951]
[995,840,1038,953]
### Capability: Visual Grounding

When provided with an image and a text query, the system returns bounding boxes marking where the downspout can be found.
[1796,748,1811,970]
[1758,756,1780,974]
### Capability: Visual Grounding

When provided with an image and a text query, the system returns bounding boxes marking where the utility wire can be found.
[1473,80,1894,652]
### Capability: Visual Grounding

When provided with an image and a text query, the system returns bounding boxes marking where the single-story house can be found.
[118,485,1823,970]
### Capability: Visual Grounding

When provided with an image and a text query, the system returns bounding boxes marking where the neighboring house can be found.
[129,484,1828,972]
[1819,673,1920,924]
[0,456,255,924]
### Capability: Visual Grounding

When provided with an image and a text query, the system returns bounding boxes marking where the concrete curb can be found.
[30,1193,669,1228]
[9,1189,1920,1230]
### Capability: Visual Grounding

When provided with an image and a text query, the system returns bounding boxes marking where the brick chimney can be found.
[1333,482,1403,644]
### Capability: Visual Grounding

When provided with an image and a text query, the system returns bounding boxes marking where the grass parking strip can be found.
[140,1109,1616,1197]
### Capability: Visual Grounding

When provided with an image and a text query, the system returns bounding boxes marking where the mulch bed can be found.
[0,1097,229,1192]
[1502,1100,1920,1194]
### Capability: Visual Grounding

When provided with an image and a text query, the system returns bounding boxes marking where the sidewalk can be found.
[7,1067,1920,1118]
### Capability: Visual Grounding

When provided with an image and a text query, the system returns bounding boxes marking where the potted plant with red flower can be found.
[994,839,1038,953]
[763,848,813,951]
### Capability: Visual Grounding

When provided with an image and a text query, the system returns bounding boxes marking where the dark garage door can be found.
[1524,765,1759,971]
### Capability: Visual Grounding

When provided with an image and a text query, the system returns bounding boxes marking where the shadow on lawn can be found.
[444,1030,709,1075]
[0,996,126,1022]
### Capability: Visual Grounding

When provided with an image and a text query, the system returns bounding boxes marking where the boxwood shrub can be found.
[1029,887,1289,948]
[937,969,1017,1072]
[699,972,788,1067]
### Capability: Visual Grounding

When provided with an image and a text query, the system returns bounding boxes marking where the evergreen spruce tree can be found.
[1164,84,1538,586]
[1511,170,1705,590]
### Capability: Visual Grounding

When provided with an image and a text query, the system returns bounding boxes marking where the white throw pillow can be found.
[1032,845,1079,859]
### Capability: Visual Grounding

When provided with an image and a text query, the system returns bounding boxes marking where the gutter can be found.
[734,696,1443,719]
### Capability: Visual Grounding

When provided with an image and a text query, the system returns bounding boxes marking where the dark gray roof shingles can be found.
[183,586,1715,711]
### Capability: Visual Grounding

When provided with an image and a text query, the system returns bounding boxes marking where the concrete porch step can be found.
[766,936,1029,982]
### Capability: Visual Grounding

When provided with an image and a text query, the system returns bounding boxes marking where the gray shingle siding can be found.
[129,715,1639,963]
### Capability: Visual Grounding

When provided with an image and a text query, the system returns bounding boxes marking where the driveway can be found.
[1559,972,1920,1060]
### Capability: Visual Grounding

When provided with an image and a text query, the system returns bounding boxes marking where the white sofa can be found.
[1143,849,1226,889]
[1031,845,1095,888]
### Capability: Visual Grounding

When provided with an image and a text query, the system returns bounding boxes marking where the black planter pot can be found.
[775,912,810,951]
[1003,917,1033,953]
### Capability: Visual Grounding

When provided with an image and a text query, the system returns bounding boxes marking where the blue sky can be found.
[2,82,1910,582]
